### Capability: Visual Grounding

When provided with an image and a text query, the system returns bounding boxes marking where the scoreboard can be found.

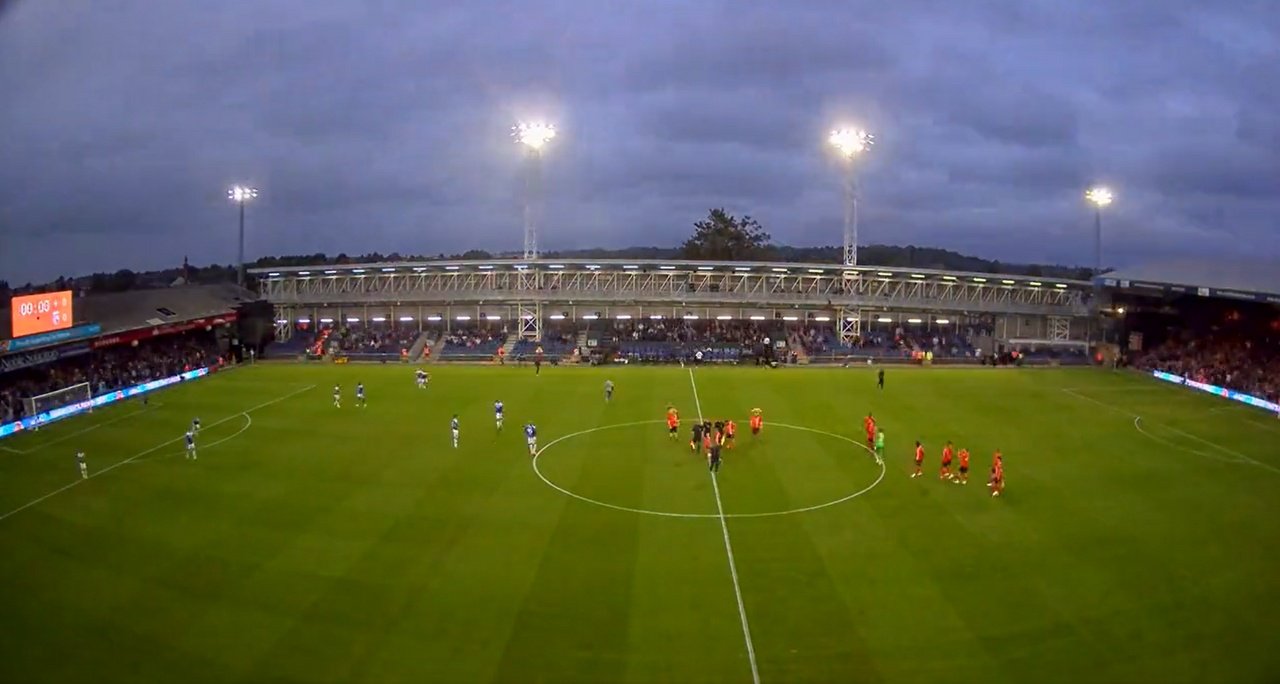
[11,291,74,338]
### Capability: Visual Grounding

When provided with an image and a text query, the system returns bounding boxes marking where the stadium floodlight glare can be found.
[829,128,873,158]
[514,122,557,260]
[1085,186,1114,273]
[1085,186,1113,208]
[514,122,557,150]
[227,185,258,288]
[829,128,874,267]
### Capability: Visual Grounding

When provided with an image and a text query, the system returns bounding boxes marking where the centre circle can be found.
[531,420,885,519]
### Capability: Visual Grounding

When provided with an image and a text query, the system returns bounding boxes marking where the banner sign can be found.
[0,343,91,375]
[0,324,102,355]
[91,314,236,350]
[1151,370,1280,413]
[0,368,210,440]
[1098,277,1280,305]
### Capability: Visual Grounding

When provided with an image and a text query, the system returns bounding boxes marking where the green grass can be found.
[1,363,1278,683]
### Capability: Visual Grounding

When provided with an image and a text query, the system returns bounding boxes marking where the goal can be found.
[24,382,93,430]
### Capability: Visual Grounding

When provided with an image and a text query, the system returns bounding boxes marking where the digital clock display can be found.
[10,291,74,339]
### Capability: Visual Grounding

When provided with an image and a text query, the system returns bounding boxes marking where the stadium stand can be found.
[438,328,507,360]
[800,326,980,360]
[0,285,252,424]
[0,283,252,341]
[0,330,222,423]
[266,325,316,357]
[1104,259,1280,402]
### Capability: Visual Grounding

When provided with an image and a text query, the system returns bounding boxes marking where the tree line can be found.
[0,209,1094,300]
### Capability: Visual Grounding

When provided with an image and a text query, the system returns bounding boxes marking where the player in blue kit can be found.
[76,451,87,479]
[332,384,341,408]
[185,429,197,460]
[494,400,505,431]
[415,369,428,389]
[524,422,538,456]
[355,383,366,408]
[192,417,201,433]
[451,415,460,448]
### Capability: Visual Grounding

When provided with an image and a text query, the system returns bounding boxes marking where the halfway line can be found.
[688,368,762,684]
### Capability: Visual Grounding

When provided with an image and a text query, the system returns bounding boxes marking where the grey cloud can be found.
[3,0,1280,284]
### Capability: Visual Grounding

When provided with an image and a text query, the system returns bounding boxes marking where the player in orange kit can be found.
[956,447,970,484]
[723,419,736,449]
[863,413,877,450]
[666,406,679,441]
[749,408,763,436]
[940,441,955,480]
[990,450,1004,496]
[912,440,925,478]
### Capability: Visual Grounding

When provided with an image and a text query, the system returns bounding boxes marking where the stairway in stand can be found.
[498,337,520,363]
[788,334,810,365]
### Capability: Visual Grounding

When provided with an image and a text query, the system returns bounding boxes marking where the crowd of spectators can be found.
[332,324,419,354]
[799,326,978,358]
[1135,335,1280,403]
[0,332,221,424]
[441,327,503,351]
[612,320,779,348]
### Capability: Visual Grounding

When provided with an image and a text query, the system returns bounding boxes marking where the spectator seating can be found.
[0,330,221,424]
[438,329,506,360]
[266,328,315,357]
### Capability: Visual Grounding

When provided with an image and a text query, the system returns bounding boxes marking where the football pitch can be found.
[1,363,1277,683]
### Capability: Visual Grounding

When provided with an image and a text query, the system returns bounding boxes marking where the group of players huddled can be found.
[664,406,765,473]
[863,412,1006,497]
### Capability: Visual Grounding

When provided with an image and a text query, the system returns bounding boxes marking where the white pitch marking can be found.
[0,384,315,523]
[1132,417,1249,465]
[128,413,253,464]
[0,403,165,456]
[533,420,883,518]
[1061,387,1280,476]
[688,368,761,684]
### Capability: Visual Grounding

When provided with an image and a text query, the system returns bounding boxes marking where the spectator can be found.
[0,331,220,423]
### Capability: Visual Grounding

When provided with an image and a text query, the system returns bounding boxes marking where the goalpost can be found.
[23,382,94,430]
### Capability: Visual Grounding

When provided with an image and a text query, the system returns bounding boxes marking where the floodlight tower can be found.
[1085,186,1113,273]
[829,128,873,267]
[228,185,258,288]
[513,122,556,261]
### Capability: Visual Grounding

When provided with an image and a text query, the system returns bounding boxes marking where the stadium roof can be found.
[0,284,251,341]
[248,258,1092,288]
[1098,259,1280,303]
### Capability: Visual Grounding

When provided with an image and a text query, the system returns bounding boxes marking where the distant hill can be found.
[541,245,1092,280]
[1,245,1092,301]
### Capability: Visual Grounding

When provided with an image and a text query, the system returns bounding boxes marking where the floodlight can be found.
[1085,187,1113,207]
[228,185,258,203]
[829,128,874,158]
[227,185,259,287]
[513,122,557,151]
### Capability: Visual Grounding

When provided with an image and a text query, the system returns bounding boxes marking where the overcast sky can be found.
[1,0,1278,284]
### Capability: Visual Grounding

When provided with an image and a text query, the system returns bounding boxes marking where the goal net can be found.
[24,382,93,430]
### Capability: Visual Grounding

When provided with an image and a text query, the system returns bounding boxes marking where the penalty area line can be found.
[1062,388,1280,476]
[0,384,316,524]
[688,368,762,684]
[0,402,166,456]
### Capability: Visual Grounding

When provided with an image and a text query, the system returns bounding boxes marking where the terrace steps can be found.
[789,334,811,364]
